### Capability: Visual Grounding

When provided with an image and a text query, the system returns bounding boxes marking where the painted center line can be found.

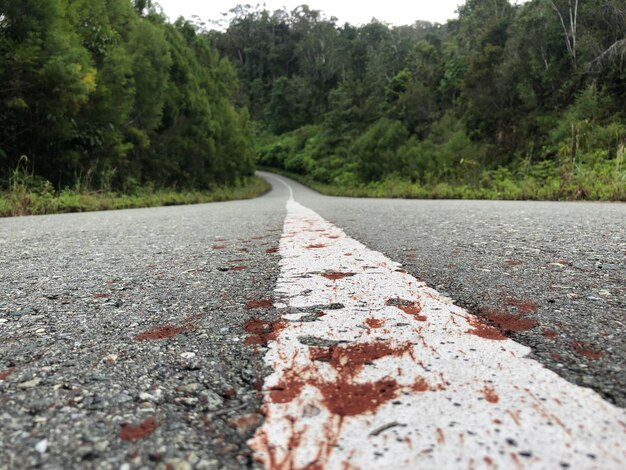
[249,191,625,469]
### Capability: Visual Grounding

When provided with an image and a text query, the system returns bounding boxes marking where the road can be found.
[0,172,624,469]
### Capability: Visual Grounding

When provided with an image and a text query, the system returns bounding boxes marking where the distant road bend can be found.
[0,171,624,468]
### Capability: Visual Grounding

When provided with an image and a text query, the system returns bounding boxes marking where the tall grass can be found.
[0,160,271,217]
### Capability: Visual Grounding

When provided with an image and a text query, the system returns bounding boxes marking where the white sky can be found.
[154,1,467,28]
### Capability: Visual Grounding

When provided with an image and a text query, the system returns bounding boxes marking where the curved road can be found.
[0,172,624,468]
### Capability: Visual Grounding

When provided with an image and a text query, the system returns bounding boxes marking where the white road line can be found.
[249,195,625,469]
[263,173,294,201]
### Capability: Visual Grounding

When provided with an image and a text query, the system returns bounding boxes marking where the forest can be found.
[1,0,625,206]
[213,0,625,199]
[0,0,254,199]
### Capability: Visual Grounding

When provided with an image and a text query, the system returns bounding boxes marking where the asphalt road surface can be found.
[0,172,624,469]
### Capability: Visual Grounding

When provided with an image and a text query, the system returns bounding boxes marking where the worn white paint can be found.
[249,181,626,469]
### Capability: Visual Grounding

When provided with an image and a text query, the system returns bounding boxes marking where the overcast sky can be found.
[154,1,467,27]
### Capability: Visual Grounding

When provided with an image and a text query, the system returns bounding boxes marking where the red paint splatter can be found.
[244,299,274,310]
[412,377,429,392]
[436,428,445,444]
[265,247,279,254]
[0,368,15,380]
[269,370,306,404]
[504,298,538,315]
[344,253,353,256]
[268,342,415,418]
[556,260,570,265]
[244,318,272,334]
[466,317,507,340]
[244,320,288,346]
[326,235,340,239]
[504,259,523,266]
[93,293,109,299]
[212,244,226,249]
[542,329,558,339]
[387,299,426,321]
[305,244,327,249]
[134,324,190,341]
[482,386,499,403]
[331,343,410,370]
[309,347,332,362]
[480,308,538,332]
[398,305,426,321]
[321,272,354,281]
[316,378,399,417]
[570,342,603,360]
[230,265,247,271]
[365,318,384,328]
[484,456,494,466]
[119,417,159,441]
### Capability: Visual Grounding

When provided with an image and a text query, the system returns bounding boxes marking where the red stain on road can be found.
[398,305,426,321]
[265,247,279,254]
[480,308,538,332]
[436,428,445,444]
[542,329,558,339]
[321,272,355,281]
[134,324,190,341]
[570,342,603,360]
[120,417,159,441]
[93,293,109,299]
[269,370,306,404]
[305,244,327,249]
[387,299,427,321]
[365,318,384,328]
[230,265,247,271]
[310,347,332,362]
[212,244,226,249]
[317,377,399,417]
[267,342,415,418]
[504,298,538,315]
[412,377,429,392]
[244,319,288,346]
[244,318,273,334]
[482,386,500,403]
[0,368,15,380]
[466,317,507,340]
[504,259,524,266]
[245,299,274,310]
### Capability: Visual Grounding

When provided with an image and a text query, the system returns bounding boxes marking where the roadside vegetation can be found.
[0,0,257,215]
[1,0,624,213]
[213,0,626,200]
[1,156,270,217]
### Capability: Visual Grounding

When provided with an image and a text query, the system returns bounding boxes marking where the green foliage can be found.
[0,176,270,217]
[215,1,624,200]
[2,0,624,203]
[0,0,254,193]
